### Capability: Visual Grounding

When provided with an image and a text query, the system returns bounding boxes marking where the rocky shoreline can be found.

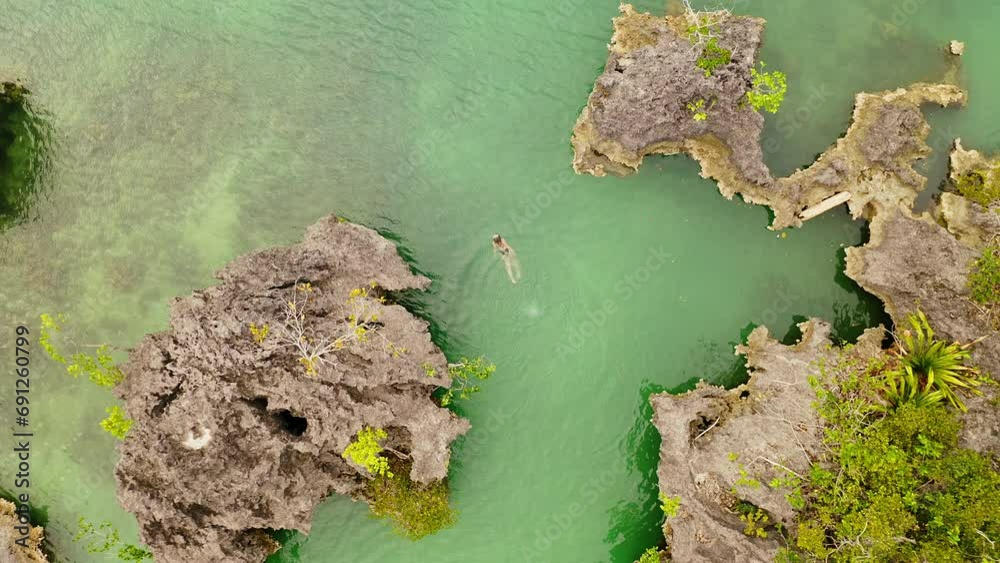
[115,216,469,562]
[574,5,999,562]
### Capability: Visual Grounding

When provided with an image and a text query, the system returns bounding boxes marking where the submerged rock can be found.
[0,499,47,563]
[0,79,47,231]
[650,321,884,563]
[115,216,470,562]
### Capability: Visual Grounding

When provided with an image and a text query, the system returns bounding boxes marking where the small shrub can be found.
[367,460,457,540]
[955,168,1000,207]
[687,98,711,121]
[248,323,270,345]
[342,426,393,478]
[696,38,731,76]
[441,356,495,406]
[100,406,134,440]
[635,547,662,563]
[746,62,787,114]
[40,314,123,387]
[659,492,681,518]
[883,310,983,411]
[735,502,770,538]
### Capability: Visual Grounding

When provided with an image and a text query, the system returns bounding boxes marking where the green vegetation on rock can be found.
[782,334,1000,562]
[635,547,663,563]
[696,38,732,77]
[342,426,393,477]
[100,406,134,441]
[969,239,1000,311]
[954,168,1000,207]
[367,459,457,541]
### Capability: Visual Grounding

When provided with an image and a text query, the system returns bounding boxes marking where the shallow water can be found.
[0,1,995,562]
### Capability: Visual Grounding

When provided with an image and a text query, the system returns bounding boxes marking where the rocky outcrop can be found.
[844,140,1000,456]
[572,5,770,185]
[650,321,884,563]
[115,216,470,563]
[0,500,47,563]
[571,5,967,230]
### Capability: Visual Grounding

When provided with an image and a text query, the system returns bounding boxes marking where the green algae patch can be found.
[955,168,1000,208]
[0,81,46,230]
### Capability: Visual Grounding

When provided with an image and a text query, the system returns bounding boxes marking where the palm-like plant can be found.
[882,311,984,412]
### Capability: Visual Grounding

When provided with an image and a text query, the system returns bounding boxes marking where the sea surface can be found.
[0,1,997,561]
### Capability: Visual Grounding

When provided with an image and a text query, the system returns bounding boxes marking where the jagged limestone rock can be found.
[571,5,967,229]
[650,321,884,563]
[0,500,47,563]
[115,216,470,562]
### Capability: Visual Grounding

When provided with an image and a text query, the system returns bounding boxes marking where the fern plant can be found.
[882,311,983,412]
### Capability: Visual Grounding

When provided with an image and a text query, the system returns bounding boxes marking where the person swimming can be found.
[492,234,522,284]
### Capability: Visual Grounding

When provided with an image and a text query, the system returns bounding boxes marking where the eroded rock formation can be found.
[0,500,47,563]
[572,5,770,185]
[650,321,884,563]
[115,217,469,562]
[572,5,967,230]
[578,8,1000,559]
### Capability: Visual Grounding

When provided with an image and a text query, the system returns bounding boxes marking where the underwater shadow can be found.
[603,381,668,562]
[0,81,52,232]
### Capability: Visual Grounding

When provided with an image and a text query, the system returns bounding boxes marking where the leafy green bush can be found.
[787,352,1000,562]
[659,492,681,518]
[441,356,495,406]
[883,311,983,411]
[100,406,134,441]
[970,240,1000,309]
[342,426,393,477]
[687,98,710,121]
[955,168,1000,207]
[635,547,663,563]
[41,314,132,439]
[367,460,457,540]
[696,38,731,76]
[746,62,787,114]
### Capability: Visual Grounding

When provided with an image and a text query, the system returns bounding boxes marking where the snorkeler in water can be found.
[492,234,522,284]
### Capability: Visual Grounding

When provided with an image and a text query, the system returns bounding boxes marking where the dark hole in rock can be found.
[274,409,308,437]
[738,390,750,399]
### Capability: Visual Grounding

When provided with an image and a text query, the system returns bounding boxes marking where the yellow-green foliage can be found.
[367,460,457,540]
[955,168,1000,207]
[659,492,681,518]
[696,38,731,76]
[787,351,1000,562]
[441,356,495,406]
[40,314,123,388]
[99,406,134,441]
[969,240,1000,309]
[249,323,270,345]
[736,502,770,538]
[74,517,152,561]
[746,62,787,114]
[635,547,662,563]
[342,426,393,477]
[687,98,710,121]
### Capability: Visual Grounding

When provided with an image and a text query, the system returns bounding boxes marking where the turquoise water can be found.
[0,1,994,561]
